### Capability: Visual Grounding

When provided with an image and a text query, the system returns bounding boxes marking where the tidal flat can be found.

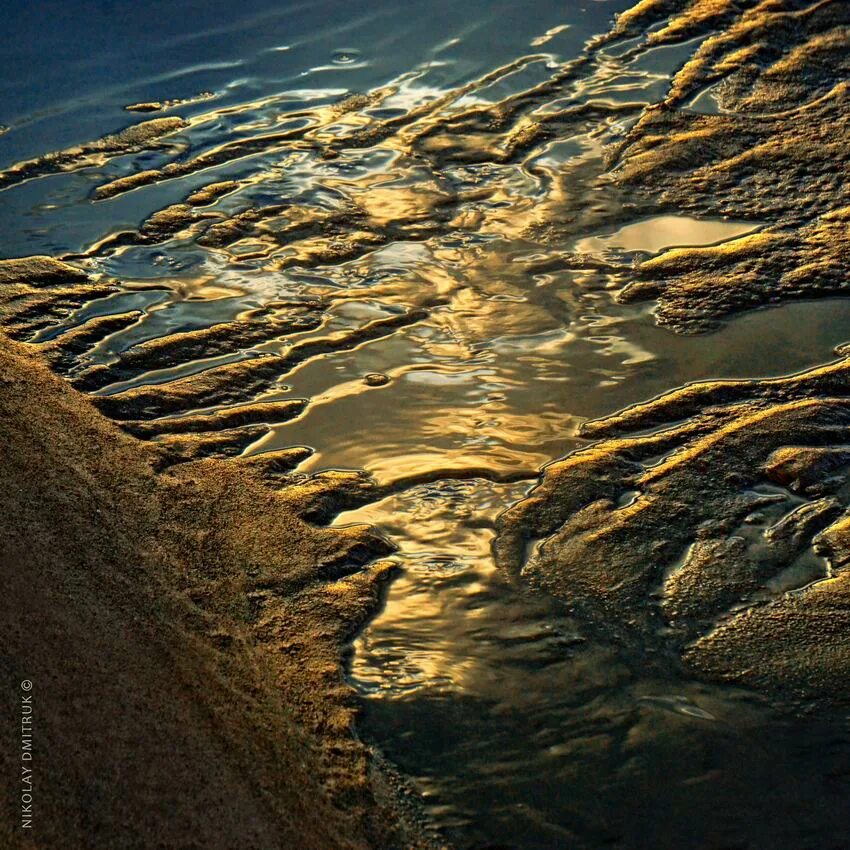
[2,1,850,848]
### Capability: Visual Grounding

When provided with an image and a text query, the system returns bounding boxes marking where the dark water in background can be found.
[4,2,850,848]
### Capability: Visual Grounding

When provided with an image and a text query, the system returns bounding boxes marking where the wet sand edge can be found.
[0,334,434,850]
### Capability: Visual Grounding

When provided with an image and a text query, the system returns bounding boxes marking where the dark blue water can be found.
[0,0,624,254]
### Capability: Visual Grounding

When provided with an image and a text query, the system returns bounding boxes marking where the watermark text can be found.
[20,680,33,829]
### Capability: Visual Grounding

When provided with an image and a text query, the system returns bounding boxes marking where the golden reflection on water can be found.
[342,477,535,696]
[574,215,760,255]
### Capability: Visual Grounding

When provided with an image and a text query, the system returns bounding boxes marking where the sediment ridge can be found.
[0,336,434,849]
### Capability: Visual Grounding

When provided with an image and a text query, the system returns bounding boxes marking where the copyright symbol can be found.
[21,680,32,692]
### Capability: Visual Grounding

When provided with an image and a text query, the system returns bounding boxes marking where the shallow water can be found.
[4,2,850,848]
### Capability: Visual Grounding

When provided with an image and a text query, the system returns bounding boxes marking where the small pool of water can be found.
[574,215,760,255]
[259,295,850,483]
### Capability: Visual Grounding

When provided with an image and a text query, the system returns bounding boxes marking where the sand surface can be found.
[0,336,429,849]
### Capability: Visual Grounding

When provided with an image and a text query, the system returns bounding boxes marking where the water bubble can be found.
[332,48,361,65]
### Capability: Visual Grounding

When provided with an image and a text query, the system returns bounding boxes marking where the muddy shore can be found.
[0,335,433,849]
[3,0,850,845]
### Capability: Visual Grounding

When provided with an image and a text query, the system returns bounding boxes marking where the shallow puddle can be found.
[574,215,760,255]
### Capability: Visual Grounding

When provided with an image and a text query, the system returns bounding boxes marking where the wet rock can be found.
[496,357,850,700]
[125,91,214,113]
[363,372,390,387]
[609,2,850,331]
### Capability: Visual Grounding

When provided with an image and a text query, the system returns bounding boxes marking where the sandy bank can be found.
[0,336,431,849]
